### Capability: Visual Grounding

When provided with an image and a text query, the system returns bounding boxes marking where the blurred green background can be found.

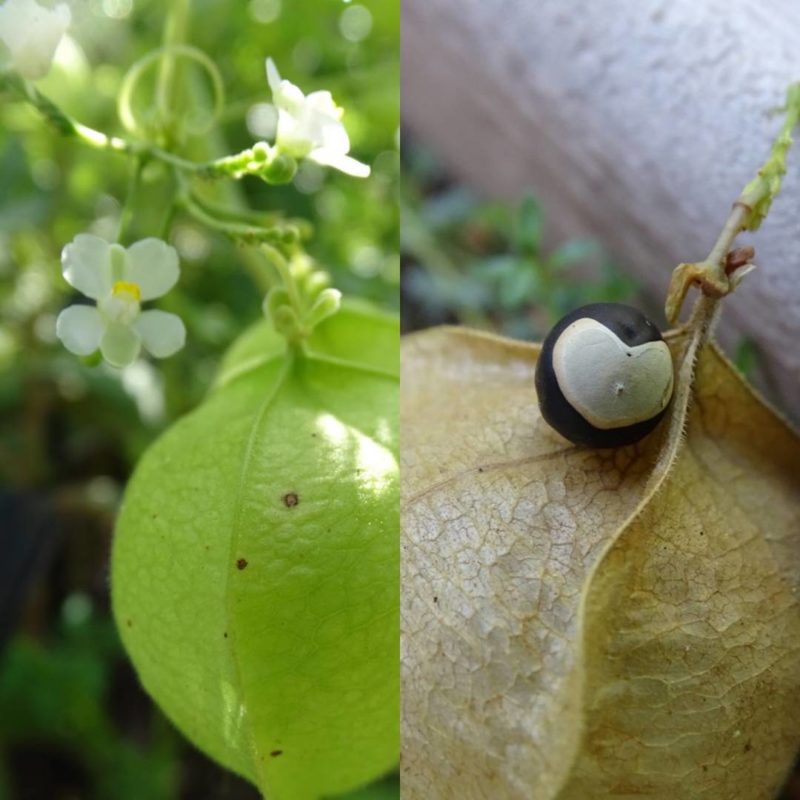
[401,142,638,339]
[0,0,398,797]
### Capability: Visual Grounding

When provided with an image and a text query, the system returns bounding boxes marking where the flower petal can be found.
[134,310,186,358]
[61,234,112,299]
[293,108,348,153]
[56,304,104,356]
[304,91,343,120]
[266,57,281,93]
[123,238,180,300]
[317,118,350,154]
[275,110,313,156]
[308,148,371,178]
[275,79,306,116]
[0,0,70,80]
[101,323,141,368]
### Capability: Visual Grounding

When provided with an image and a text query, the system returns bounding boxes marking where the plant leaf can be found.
[515,195,543,255]
[546,239,600,271]
[214,299,400,388]
[496,261,539,309]
[401,326,800,800]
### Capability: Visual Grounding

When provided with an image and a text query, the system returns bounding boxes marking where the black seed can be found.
[534,303,671,448]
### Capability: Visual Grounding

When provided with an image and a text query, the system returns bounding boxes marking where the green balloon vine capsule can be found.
[111,301,399,799]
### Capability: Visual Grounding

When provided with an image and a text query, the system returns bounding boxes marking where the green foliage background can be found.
[400,143,637,340]
[0,0,398,797]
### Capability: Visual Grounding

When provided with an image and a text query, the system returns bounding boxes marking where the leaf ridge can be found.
[549,321,716,797]
[223,353,295,795]
[401,446,575,510]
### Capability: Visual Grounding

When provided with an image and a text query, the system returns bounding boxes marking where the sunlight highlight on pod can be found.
[353,430,397,495]
[315,412,397,496]
[220,680,247,750]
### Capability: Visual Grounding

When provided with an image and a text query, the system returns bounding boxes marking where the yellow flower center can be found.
[112,281,142,301]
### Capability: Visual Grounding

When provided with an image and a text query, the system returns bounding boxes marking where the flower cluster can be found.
[43,47,367,366]
[265,58,370,178]
[0,0,70,80]
[264,253,342,342]
[56,235,186,368]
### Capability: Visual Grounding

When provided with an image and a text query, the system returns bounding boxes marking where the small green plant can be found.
[0,0,399,797]
[401,146,637,339]
[0,613,180,800]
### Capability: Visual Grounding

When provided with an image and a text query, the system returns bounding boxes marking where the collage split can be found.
[1,0,800,799]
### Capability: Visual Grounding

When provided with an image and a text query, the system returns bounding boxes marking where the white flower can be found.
[0,0,70,80]
[265,57,370,178]
[56,235,186,368]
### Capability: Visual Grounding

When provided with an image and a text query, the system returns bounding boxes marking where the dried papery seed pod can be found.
[535,303,674,447]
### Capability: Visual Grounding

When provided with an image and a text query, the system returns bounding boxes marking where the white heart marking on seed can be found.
[552,318,674,429]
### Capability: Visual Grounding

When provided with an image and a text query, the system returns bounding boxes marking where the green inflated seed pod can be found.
[111,301,399,799]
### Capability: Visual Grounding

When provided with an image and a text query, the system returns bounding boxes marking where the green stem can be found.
[119,44,224,140]
[703,202,750,279]
[189,189,289,227]
[1,74,235,176]
[739,82,800,231]
[159,196,179,241]
[117,155,146,245]
[180,61,286,295]
[262,243,304,316]
[179,194,295,245]
[156,0,191,137]
[665,81,800,324]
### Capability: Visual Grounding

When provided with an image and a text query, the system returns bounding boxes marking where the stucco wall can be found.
[403,0,800,414]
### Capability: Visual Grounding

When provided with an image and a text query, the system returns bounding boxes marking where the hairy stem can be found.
[704,203,750,279]
[665,82,800,325]
[738,82,800,231]
[647,296,718,493]
[652,82,800,488]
